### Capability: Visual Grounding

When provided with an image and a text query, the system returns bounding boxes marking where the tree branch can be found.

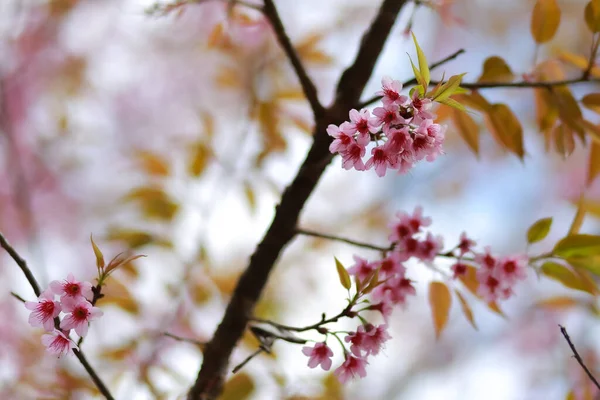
[559,325,600,392]
[436,76,600,90]
[0,232,41,297]
[187,1,408,399]
[262,0,324,118]
[0,231,115,400]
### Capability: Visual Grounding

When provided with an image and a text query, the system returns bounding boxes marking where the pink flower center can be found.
[384,88,399,101]
[65,283,80,295]
[396,225,410,239]
[503,261,516,274]
[356,120,369,134]
[40,301,55,315]
[486,276,500,291]
[73,307,89,321]
[405,238,418,252]
[409,218,421,232]
[483,254,495,268]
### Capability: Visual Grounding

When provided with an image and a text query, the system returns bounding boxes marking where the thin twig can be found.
[262,0,324,118]
[10,291,26,303]
[559,325,600,392]
[164,332,206,348]
[444,76,600,90]
[231,348,264,374]
[0,232,41,297]
[73,350,116,400]
[296,227,391,252]
[357,48,466,109]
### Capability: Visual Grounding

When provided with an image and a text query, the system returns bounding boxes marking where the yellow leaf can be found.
[585,0,600,33]
[428,281,452,339]
[455,290,477,330]
[135,151,170,176]
[124,186,179,221]
[106,228,153,249]
[409,55,425,90]
[530,0,561,44]
[553,123,576,158]
[432,74,465,102]
[451,108,479,155]
[334,257,351,290]
[554,234,600,258]
[458,266,506,317]
[540,261,592,293]
[90,235,105,271]
[296,33,333,66]
[189,141,210,177]
[485,103,524,158]
[558,52,600,77]
[453,92,492,113]
[555,87,584,134]
[412,33,430,87]
[527,217,553,244]
[216,67,242,88]
[589,142,600,185]
[439,97,467,112]
[477,56,513,83]
[534,88,559,133]
[582,93,600,114]
[218,372,255,400]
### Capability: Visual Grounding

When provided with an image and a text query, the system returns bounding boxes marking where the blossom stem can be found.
[296,228,392,252]
[0,231,115,400]
[164,332,206,348]
[252,303,354,333]
[559,325,600,391]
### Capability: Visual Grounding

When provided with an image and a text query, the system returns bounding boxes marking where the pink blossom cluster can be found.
[302,323,391,384]
[470,248,528,303]
[24,274,103,357]
[328,77,446,177]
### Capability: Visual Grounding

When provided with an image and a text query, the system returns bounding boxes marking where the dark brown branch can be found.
[231,348,264,374]
[358,48,466,109]
[73,350,115,400]
[263,0,324,118]
[296,227,391,252]
[559,325,600,392]
[0,232,115,400]
[0,232,41,297]
[187,1,408,399]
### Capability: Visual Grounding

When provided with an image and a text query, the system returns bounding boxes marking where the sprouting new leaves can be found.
[431,74,466,103]
[428,281,452,339]
[90,235,105,272]
[411,33,430,88]
[527,217,553,244]
[530,0,561,43]
[334,257,351,290]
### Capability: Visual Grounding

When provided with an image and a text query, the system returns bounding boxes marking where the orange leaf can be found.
[455,290,477,330]
[531,0,561,43]
[585,0,600,33]
[485,103,524,158]
[428,281,452,339]
[135,151,170,177]
[477,56,513,83]
[451,108,479,155]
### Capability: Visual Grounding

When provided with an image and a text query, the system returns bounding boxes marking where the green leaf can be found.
[440,97,467,112]
[334,257,351,290]
[411,33,430,87]
[554,234,600,258]
[408,55,425,89]
[90,235,105,272]
[540,261,592,293]
[527,217,553,244]
[362,269,380,295]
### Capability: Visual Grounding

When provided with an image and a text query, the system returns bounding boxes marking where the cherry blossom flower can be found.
[302,342,333,371]
[49,273,93,302]
[365,144,398,177]
[388,206,431,242]
[368,302,394,321]
[457,232,476,256]
[24,290,61,332]
[341,140,367,171]
[450,262,468,278]
[474,246,497,270]
[371,103,400,128]
[327,122,356,154]
[378,253,407,279]
[376,76,408,106]
[362,324,391,356]
[60,298,103,337]
[495,254,528,284]
[417,232,444,262]
[345,325,370,356]
[347,255,376,282]
[334,354,368,383]
[42,329,78,358]
[371,275,416,306]
[347,108,379,140]
[411,91,434,120]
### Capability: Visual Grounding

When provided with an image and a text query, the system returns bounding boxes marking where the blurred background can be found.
[1,0,600,399]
